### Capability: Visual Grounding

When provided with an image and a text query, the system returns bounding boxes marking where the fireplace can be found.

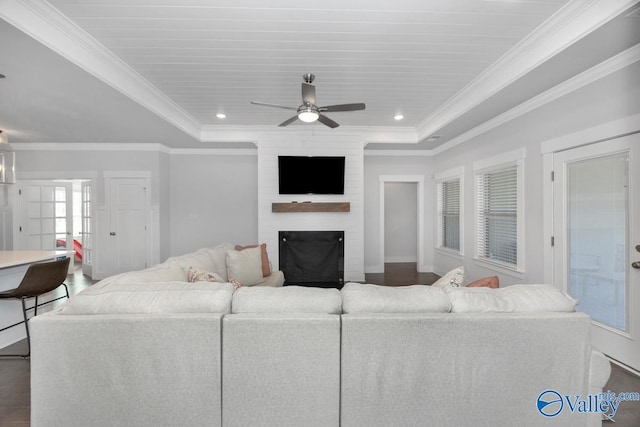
[279,231,344,289]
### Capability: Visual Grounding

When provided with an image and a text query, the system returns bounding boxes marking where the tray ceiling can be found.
[0,0,638,148]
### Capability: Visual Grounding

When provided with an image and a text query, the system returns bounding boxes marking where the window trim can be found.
[435,166,464,256]
[473,149,525,275]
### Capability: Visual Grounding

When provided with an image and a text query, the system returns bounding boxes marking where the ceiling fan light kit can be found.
[298,109,319,123]
[251,74,365,128]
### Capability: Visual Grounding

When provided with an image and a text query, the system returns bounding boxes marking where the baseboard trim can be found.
[384,256,417,263]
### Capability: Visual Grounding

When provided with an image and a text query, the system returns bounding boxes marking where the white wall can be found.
[432,60,640,286]
[363,154,434,273]
[169,152,259,256]
[257,133,365,282]
[384,182,417,263]
[13,148,165,277]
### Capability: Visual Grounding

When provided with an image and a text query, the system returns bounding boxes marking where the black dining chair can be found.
[0,257,71,358]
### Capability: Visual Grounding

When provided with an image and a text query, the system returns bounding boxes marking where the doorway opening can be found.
[378,175,425,279]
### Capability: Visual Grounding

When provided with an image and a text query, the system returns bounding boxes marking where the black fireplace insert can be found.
[279,231,344,289]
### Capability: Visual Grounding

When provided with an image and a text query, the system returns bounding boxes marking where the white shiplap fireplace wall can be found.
[257,132,365,282]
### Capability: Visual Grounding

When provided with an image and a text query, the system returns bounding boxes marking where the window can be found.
[474,149,524,271]
[437,178,461,252]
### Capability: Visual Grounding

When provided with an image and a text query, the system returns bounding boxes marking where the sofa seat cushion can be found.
[341,283,451,313]
[447,284,577,313]
[61,281,235,315]
[232,286,342,314]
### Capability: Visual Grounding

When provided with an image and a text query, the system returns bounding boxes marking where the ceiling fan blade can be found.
[278,116,299,127]
[302,82,316,105]
[317,114,339,129]
[251,101,297,111]
[319,103,366,112]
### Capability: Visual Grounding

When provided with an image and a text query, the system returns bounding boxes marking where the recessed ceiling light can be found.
[394,114,404,121]
[216,113,226,119]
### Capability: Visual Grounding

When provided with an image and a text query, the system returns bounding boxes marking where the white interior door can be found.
[18,180,73,253]
[553,133,640,370]
[108,177,148,275]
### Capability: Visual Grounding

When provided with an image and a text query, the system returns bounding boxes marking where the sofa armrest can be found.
[589,349,611,393]
[256,270,285,287]
[587,349,612,427]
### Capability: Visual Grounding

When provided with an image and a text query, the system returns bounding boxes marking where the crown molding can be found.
[415,0,639,142]
[0,0,202,140]
[364,150,433,157]
[200,125,417,144]
[432,43,640,155]
[169,148,257,156]
[10,142,172,153]
[10,141,260,155]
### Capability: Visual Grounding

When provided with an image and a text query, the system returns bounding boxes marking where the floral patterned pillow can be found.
[431,266,464,288]
[228,278,244,289]
[187,266,224,283]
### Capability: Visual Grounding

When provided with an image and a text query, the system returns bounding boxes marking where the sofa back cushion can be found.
[94,261,187,287]
[203,243,235,281]
[61,281,235,314]
[232,286,342,314]
[447,284,577,313]
[341,283,451,313]
[167,243,234,281]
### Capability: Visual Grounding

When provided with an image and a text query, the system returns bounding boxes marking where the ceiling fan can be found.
[250,73,365,128]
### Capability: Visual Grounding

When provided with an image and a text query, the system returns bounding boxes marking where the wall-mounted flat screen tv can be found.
[278,156,345,195]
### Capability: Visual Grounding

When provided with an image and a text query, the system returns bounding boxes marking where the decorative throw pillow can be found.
[187,266,224,283]
[467,276,499,288]
[228,278,243,289]
[431,266,464,288]
[226,247,264,286]
[235,243,272,277]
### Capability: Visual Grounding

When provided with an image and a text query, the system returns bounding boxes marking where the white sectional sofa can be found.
[29,252,611,427]
[93,243,285,289]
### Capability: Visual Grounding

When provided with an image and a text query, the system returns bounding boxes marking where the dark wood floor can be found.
[1,263,639,426]
[364,262,440,286]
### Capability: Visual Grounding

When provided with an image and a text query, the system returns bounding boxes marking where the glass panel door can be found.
[553,133,639,371]
[81,180,93,277]
[19,181,73,252]
[566,153,627,330]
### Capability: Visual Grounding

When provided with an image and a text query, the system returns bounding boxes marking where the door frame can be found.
[542,114,640,373]
[101,171,153,279]
[542,114,640,283]
[378,175,425,273]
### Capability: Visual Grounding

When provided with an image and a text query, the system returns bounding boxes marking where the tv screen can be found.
[278,156,345,195]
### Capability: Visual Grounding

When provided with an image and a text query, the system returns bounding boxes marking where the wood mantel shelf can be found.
[272,202,350,213]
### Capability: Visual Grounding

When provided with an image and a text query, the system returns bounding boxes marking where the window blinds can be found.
[476,166,517,265]
[437,179,460,251]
